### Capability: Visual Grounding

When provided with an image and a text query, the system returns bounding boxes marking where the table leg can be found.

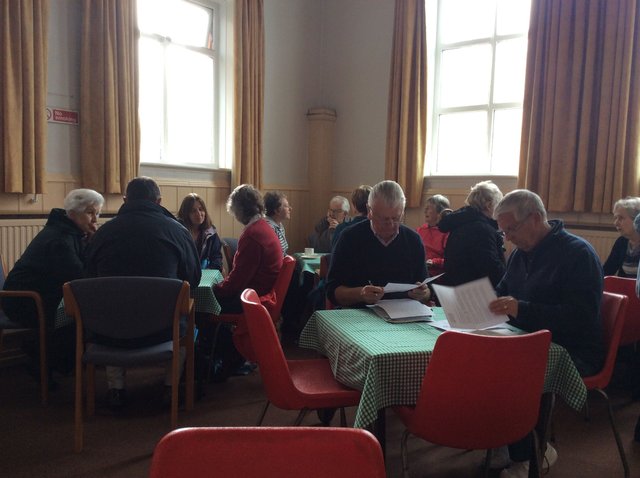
[368,408,386,458]
[529,393,556,478]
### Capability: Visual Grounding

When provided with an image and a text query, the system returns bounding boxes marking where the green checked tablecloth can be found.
[55,269,224,328]
[298,308,588,430]
[292,252,326,286]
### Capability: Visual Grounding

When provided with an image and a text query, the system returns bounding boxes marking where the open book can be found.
[367,299,433,323]
[431,277,508,330]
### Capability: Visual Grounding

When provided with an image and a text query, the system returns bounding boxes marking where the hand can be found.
[328,218,339,229]
[360,284,384,304]
[426,259,433,266]
[408,283,430,302]
[489,296,517,317]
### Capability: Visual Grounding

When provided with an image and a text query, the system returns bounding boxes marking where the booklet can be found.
[431,277,508,330]
[383,273,445,294]
[367,298,433,323]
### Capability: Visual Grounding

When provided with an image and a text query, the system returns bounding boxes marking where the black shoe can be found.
[634,416,640,442]
[108,388,126,411]
[317,408,337,425]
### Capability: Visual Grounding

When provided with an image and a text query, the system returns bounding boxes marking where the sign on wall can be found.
[46,107,79,125]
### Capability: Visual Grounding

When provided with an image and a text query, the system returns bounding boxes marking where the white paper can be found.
[431,277,508,329]
[367,298,433,322]
[383,273,445,294]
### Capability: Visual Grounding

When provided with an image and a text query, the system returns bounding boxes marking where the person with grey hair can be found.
[332,185,373,249]
[488,189,604,477]
[85,176,200,409]
[437,180,506,287]
[2,188,104,381]
[417,194,451,278]
[603,196,640,277]
[264,191,291,256]
[309,195,350,253]
[326,180,429,307]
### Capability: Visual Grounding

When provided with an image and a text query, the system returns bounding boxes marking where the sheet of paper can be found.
[383,273,445,294]
[432,277,508,329]
[367,298,433,322]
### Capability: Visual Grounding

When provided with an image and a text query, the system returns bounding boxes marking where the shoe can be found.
[233,361,257,376]
[543,442,558,469]
[499,461,529,478]
[108,388,126,411]
[635,416,640,442]
[488,446,511,469]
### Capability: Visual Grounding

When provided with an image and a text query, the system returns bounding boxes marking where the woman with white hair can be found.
[437,180,506,287]
[603,196,640,278]
[2,188,104,378]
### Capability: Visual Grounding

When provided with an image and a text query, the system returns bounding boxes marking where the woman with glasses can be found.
[438,180,506,287]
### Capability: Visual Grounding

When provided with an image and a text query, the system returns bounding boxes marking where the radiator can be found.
[566,227,619,262]
[0,219,46,272]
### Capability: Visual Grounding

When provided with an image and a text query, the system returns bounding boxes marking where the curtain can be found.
[0,0,49,194]
[519,0,640,213]
[385,0,427,208]
[234,0,264,189]
[80,0,139,194]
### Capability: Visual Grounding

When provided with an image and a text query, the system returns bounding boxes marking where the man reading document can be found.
[326,180,430,307]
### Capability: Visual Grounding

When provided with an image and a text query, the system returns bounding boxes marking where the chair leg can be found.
[530,429,542,478]
[205,322,222,383]
[86,364,95,417]
[74,362,83,453]
[595,388,630,478]
[38,323,48,406]
[256,400,270,425]
[185,314,195,411]
[340,407,347,427]
[293,408,308,426]
[400,429,411,478]
[482,449,491,478]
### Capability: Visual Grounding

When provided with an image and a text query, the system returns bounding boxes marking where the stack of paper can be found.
[367,299,433,323]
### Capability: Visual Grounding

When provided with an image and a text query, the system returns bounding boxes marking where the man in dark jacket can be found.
[85,176,200,409]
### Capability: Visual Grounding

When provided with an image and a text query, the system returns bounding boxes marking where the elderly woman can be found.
[417,194,451,278]
[603,197,640,278]
[438,180,506,287]
[177,193,223,270]
[212,184,283,380]
[2,188,104,375]
[263,191,291,256]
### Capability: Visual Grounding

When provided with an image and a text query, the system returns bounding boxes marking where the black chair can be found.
[0,254,48,405]
[221,237,238,274]
[63,277,194,452]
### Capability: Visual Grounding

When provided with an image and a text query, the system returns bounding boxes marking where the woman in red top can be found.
[416,194,451,278]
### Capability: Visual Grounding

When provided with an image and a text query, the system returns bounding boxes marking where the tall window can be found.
[427,0,531,176]
[137,0,224,168]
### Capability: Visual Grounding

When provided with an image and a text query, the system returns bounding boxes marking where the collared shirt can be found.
[370,221,398,246]
[265,216,288,256]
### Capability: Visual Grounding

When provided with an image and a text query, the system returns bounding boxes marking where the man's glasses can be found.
[369,210,403,225]
[500,213,532,236]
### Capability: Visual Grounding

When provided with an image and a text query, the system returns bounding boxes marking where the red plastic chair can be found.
[149,427,386,478]
[241,288,361,426]
[393,329,551,478]
[581,291,630,477]
[603,276,640,346]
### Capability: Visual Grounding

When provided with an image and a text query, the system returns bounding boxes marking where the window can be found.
[427,0,531,176]
[137,0,230,168]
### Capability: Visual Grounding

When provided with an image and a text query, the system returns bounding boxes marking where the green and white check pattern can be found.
[299,308,588,429]
[55,269,224,328]
[293,252,326,286]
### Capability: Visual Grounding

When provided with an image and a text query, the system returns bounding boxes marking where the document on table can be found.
[431,277,508,329]
[367,299,433,323]
[383,273,445,294]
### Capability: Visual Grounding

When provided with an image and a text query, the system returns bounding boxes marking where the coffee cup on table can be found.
[304,247,314,255]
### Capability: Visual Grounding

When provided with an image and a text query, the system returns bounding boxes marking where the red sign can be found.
[46,107,79,125]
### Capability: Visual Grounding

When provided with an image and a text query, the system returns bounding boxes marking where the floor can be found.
[2,340,640,478]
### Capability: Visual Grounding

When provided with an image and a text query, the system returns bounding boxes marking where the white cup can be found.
[304,247,314,255]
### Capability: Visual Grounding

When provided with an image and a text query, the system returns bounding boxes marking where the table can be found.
[292,252,327,286]
[55,269,224,327]
[298,308,587,430]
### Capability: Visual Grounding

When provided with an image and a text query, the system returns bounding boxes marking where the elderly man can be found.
[326,180,430,307]
[309,195,350,253]
[85,176,201,410]
[489,189,604,478]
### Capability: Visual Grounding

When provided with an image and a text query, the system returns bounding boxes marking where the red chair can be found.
[149,427,386,478]
[603,276,640,346]
[393,329,551,478]
[581,291,630,477]
[241,288,361,426]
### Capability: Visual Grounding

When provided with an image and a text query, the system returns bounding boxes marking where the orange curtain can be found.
[234,0,264,189]
[519,0,640,213]
[80,0,139,194]
[0,0,49,194]
[385,0,427,208]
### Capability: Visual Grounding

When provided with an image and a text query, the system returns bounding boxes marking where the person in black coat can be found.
[438,180,506,287]
[2,188,104,374]
[602,196,640,278]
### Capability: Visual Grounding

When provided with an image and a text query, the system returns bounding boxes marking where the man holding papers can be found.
[326,180,430,307]
[489,189,604,478]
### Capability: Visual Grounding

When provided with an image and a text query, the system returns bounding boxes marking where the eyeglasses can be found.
[370,210,403,225]
[328,208,346,215]
[500,213,532,236]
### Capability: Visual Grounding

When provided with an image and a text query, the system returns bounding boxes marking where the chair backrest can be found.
[603,276,640,346]
[267,255,296,321]
[409,329,551,450]
[63,277,190,344]
[221,237,238,273]
[586,291,628,387]
[149,427,386,478]
[319,253,331,280]
[241,289,301,409]
[0,253,6,289]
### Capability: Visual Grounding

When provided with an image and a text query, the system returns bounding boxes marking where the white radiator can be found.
[566,227,619,262]
[0,219,46,272]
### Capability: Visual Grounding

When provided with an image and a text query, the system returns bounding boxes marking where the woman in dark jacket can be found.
[438,180,506,287]
[602,196,640,278]
[2,188,104,374]
[177,193,223,271]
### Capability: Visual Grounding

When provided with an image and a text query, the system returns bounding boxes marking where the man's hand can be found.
[489,296,518,317]
[360,284,385,304]
[408,283,430,302]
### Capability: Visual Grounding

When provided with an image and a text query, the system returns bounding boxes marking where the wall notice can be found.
[46,107,79,125]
